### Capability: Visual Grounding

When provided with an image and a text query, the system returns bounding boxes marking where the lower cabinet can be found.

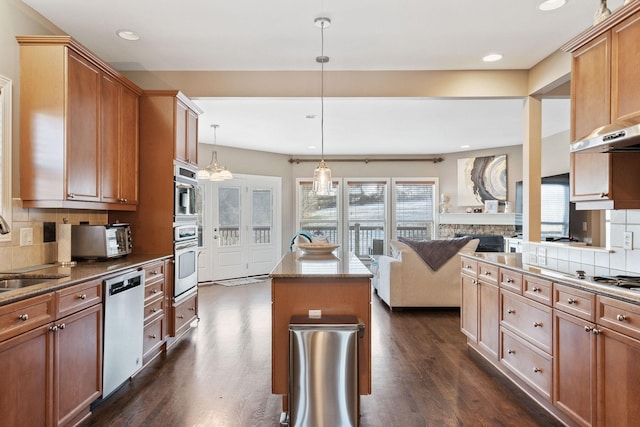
[460,272,478,343]
[172,292,198,339]
[478,279,499,359]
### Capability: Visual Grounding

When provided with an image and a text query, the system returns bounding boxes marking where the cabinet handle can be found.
[149,334,157,339]
[189,307,196,311]
[151,308,157,313]
[78,294,87,300]
[484,271,491,276]
[532,287,540,292]
[506,278,514,283]
[118,198,128,203]
[472,279,478,285]
[49,325,58,332]
[567,298,577,305]
[591,328,601,335]
[18,313,29,321]
[507,309,515,314]
[599,192,609,199]
[152,289,158,294]
[616,314,627,322]
[151,270,159,275]
[533,321,543,328]
[533,367,542,373]
[507,349,516,354]
[178,315,184,319]
[67,193,75,199]
[58,323,65,330]
[584,325,594,333]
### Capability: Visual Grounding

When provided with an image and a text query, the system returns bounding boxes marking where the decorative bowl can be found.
[297,242,340,255]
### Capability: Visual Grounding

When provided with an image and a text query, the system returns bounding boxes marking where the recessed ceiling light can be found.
[307,145,317,150]
[538,0,567,11]
[482,53,503,62]
[305,114,317,119]
[116,30,140,41]
[460,145,471,149]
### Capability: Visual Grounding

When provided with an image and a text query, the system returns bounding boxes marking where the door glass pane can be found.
[299,182,339,244]
[394,181,435,240]
[252,188,272,244]
[219,186,241,247]
[347,181,386,257]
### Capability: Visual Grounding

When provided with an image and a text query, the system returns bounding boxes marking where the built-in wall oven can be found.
[174,223,198,300]
[174,165,198,223]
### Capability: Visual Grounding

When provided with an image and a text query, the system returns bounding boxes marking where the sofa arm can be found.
[376,255,402,306]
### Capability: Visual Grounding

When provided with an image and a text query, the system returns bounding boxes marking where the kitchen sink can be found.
[0,277,58,291]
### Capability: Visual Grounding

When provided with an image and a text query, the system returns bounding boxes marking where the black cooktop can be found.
[592,275,640,289]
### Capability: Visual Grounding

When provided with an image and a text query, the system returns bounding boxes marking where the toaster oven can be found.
[71,223,132,259]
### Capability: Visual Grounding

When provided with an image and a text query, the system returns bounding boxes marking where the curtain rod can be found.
[289,157,444,164]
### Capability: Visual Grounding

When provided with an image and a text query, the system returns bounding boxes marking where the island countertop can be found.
[269,250,373,279]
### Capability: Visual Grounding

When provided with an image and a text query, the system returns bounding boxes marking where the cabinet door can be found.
[0,324,52,427]
[174,99,188,163]
[478,280,499,360]
[597,326,640,427]
[570,152,611,202]
[611,12,640,124]
[67,52,101,202]
[100,74,120,204]
[187,108,198,165]
[119,86,139,205]
[554,309,596,427]
[54,304,102,427]
[571,32,610,142]
[460,273,478,343]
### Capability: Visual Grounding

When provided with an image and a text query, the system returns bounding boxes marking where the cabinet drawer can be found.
[143,261,165,283]
[461,258,478,275]
[500,269,523,294]
[143,315,164,357]
[0,293,55,342]
[144,297,164,324]
[501,327,552,401]
[501,290,553,354]
[523,275,552,306]
[478,262,499,284]
[554,283,595,321]
[56,278,102,318]
[144,279,164,301]
[597,295,640,340]
[174,292,198,336]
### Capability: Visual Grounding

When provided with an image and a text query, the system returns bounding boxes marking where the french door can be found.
[198,174,281,282]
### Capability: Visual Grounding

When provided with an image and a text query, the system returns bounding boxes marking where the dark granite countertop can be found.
[461,252,640,305]
[0,254,171,307]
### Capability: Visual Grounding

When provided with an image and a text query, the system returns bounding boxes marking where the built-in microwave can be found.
[174,164,198,223]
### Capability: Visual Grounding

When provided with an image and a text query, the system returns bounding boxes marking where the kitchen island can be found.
[270,250,373,411]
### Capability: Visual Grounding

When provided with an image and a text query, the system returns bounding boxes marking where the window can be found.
[297,180,341,244]
[0,76,12,242]
[392,179,436,241]
[540,183,569,238]
[252,188,273,244]
[296,177,438,255]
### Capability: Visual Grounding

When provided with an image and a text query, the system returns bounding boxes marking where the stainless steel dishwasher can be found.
[103,269,145,397]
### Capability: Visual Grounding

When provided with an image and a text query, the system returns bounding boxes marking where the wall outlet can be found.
[624,231,633,250]
[20,227,33,246]
[308,309,322,319]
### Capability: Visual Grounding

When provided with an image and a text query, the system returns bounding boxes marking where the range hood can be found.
[570,122,640,153]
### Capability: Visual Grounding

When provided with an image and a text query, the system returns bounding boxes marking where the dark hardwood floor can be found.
[81,282,563,427]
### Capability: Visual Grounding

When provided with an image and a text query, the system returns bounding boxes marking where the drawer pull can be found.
[591,328,601,335]
[533,321,543,328]
[531,287,540,292]
[616,314,627,322]
[189,307,196,311]
[507,349,516,354]
[151,308,157,313]
[49,325,58,332]
[78,294,87,300]
[58,323,65,330]
[149,334,157,339]
[584,326,594,333]
[465,265,472,269]
[484,271,492,276]
[599,192,609,199]
[18,313,29,321]
[507,309,515,315]
[506,278,514,283]
[533,367,543,373]
[151,270,159,275]
[178,315,184,319]
[567,298,577,305]
[152,289,158,294]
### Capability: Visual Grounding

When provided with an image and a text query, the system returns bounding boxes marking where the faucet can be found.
[0,214,10,235]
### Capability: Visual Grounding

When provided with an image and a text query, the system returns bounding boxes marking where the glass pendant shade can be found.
[198,124,233,181]
[313,160,334,195]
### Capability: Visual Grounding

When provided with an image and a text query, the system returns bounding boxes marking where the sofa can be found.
[373,238,479,309]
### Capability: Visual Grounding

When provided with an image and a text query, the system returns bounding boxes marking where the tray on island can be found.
[297,242,340,255]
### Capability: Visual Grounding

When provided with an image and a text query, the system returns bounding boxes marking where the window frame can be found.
[0,75,12,242]
[390,177,439,243]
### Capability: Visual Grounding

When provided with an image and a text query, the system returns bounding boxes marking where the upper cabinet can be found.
[17,36,141,211]
[174,97,200,167]
[563,3,640,210]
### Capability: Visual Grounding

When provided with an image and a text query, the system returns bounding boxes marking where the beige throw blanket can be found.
[398,236,472,271]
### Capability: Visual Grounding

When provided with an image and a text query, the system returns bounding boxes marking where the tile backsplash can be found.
[0,198,107,271]
[523,209,640,276]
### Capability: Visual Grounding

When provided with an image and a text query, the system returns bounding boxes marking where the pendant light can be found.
[197,124,233,181]
[312,17,335,196]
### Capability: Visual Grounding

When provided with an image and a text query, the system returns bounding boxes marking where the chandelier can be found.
[197,124,233,181]
[312,17,335,196]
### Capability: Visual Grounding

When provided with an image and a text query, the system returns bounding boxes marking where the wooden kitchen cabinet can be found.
[175,98,199,167]
[478,268,499,360]
[142,260,167,364]
[460,262,478,343]
[171,291,198,342]
[18,35,141,211]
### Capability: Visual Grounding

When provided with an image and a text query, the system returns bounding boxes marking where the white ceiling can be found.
[21,0,624,155]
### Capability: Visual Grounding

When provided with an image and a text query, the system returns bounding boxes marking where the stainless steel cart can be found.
[285,315,364,427]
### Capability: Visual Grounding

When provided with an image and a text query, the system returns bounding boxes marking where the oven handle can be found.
[175,239,198,251]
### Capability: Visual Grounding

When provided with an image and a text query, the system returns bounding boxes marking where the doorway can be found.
[198,174,281,282]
